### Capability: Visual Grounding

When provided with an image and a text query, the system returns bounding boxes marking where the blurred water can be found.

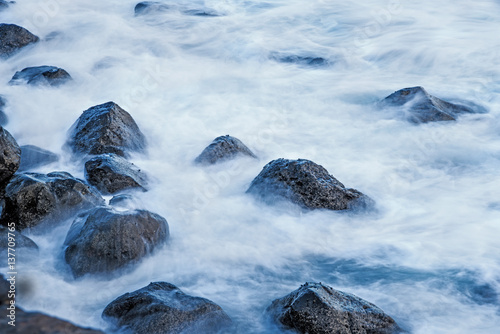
[1,0,500,333]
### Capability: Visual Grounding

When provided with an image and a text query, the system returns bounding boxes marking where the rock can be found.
[64,207,169,277]
[0,172,104,231]
[19,145,59,171]
[66,102,147,157]
[109,193,135,208]
[247,159,373,211]
[0,24,39,59]
[379,86,485,123]
[270,52,328,66]
[0,126,21,185]
[84,153,147,195]
[267,282,401,334]
[9,66,72,86]
[0,1,14,10]
[102,282,232,334]
[182,8,221,17]
[195,135,257,165]
[0,95,7,126]
[134,1,171,16]
[0,225,38,259]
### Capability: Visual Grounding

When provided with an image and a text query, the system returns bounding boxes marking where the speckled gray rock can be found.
[247,159,373,211]
[19,145,59,172]
[0,95,7,126]
[379,86,485,123]
[0,126,20,184]
[64,207,169,277]
[84,153,147,194]
[0,24,39,58]
[10,66,72,86]
[0,172,104,230]
[195,135,257,165]
[66,102,147,157]
[267,282,400,334]
[102,282,232,334]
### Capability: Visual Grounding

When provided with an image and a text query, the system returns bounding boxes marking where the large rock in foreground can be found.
[84,153,147,194]
[0,24,39,58]
[379,86,485,123]
[102,282,232,334]
[9,66,72,86]
[247,159,373,211]
[66,102,147,157]
[0,172,104,230]
[0,126,21,184]
[195,135,257,165]
[19,145,59,171]
[267,282,400,334]
[64,207,169,277]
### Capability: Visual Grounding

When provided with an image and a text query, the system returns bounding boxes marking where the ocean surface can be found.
[1,0,500,333]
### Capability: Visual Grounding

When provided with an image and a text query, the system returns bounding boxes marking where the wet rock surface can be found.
[0,225,38,260]
[0,126,21,185]
[134,1,221,17]
[102,282,232,334]
[84,153,147,194]
[0,172,104,230]
[195,135,257,165]
[379,86,485,123]
[267,282,401,334]
[0,24,39,58]
[270,52,329,66]
[64,207,169,277]
[0,95,7,126]
[9,66,72,86]
[134,1,171,15]
[19,145,59,171]
[247,158,373,211]
[66,101,147,157]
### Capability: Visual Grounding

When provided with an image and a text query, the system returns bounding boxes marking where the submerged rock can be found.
[134,1,171,15]
[0,126,21,184]
[195,135,257,165]
[0,1,14,10]
[0,172,104,230]
[102,282,232,334]
[0,24,39,58]
[64,207,169,277]
[9,66,72,86]
[379,86,485,123]
[0,95,7,126]
[247,159,373,211]
[66,102,147,157]
[267,282,400,334]
[270,52,329,66]
[19,145,59,171]
[0,225,38,259]
[84,153,147,195]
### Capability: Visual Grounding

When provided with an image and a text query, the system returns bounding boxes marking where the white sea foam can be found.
[1,0,500,333]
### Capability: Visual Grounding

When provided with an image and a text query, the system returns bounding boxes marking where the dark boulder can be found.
[134,1,171,15]
[0,172,104,230]
[0,225,38,258]
[84,153,147,195]
[195,135,257,165]
[0,126,21,184]
[102,282,232,334]
[379,86,486,123]
[64,207,169,277]
[19,145,59,171]
[9,66,72,86]
[0,24,39,58]
[267,282,401,334]
[270,52,329,66]
[66,102,147,157]
[247,158,373,211]
[0,95,7,126]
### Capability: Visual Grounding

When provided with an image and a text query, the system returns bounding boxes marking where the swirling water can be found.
[1,0,500,333]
